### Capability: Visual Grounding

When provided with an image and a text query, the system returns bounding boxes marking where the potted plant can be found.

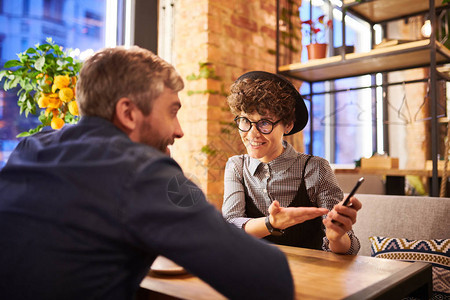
[301,15,332,60]
[0,38,82,137]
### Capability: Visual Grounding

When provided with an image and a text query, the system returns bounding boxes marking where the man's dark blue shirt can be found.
[0,117,293,300]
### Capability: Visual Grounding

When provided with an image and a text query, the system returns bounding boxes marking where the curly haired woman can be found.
[222,71,361,254]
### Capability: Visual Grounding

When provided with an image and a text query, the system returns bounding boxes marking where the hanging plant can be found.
[0,37,82,137]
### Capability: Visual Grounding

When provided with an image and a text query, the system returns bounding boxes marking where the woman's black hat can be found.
[235,71,308,135]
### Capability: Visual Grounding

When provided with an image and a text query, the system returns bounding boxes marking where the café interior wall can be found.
[170,0,304,209]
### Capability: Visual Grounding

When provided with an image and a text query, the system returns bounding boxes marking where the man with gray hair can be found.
[0,46,293,300]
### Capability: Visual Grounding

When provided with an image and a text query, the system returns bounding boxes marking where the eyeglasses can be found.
[234,116,282,134]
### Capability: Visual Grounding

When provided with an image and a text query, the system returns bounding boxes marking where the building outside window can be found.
[43,0,64,22]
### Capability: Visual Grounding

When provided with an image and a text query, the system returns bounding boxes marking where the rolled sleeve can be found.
[322,231,360,255]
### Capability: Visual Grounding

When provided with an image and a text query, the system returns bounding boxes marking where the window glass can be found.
[299,0,373,164]
[0,0,107,168]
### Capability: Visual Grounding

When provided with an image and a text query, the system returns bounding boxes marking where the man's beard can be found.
[138,122,172,154]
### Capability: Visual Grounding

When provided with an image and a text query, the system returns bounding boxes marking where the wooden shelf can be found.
[334,167,444,177]
[343,0,446,23]
[278,39,450,82]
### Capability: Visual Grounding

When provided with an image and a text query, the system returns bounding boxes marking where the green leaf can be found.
[35,56,45,71]
[26,47,37,54]
[24,81,35,91]
[42,85,51,93]
[37,43,50,52]
[4,60,22,68]
[186,73,198,81]
[16,132,32,138]
[18,53,30,63]
[39,112,50,123]
[40,114,51,126]
[16,124,45,138]
[18,91,27,101]
[7,77,21,89]
[0,70,8,81]
[26,99,34,110]
[199,68,211,79]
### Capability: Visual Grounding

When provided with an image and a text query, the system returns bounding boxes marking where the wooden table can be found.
[138,245,432,300]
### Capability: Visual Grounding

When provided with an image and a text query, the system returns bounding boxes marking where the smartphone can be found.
[331,177,364,224]
[342,177,365,206]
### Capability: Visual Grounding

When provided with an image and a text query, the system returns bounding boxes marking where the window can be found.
[300,0,373,164]
[158,0,175,63]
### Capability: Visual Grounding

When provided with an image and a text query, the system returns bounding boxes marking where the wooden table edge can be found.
[344,262,433,300]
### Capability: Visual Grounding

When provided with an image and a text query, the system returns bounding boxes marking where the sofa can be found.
[351,194,450,297]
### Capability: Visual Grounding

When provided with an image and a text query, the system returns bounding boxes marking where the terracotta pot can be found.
[306,43,327,60]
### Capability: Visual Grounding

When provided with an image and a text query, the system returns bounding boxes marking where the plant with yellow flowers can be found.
[0,38,82,137]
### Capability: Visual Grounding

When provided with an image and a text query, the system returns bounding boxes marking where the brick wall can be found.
[171,0,304,209]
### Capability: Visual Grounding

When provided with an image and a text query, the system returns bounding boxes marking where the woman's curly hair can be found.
[227,78,296,125]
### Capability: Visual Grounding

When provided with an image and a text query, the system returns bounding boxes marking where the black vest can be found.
[244,155,324,249]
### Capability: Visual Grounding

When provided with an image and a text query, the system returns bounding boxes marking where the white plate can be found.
[150,255,187,275]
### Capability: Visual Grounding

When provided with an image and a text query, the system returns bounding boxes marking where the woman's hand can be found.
[268,200,329,230]
[323,197,362,253]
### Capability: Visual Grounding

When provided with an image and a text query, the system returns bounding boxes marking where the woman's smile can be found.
[239,112,291,163]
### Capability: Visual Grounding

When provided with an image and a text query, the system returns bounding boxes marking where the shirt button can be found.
[265,172,270,177]
[263,189,267,193]
[264,165,268,170]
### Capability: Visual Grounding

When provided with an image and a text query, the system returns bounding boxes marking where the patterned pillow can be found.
[369,236,450,298]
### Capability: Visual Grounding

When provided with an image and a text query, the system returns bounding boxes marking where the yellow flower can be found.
[53,75,70,90]
[51,117,65,130]
[47,96,62,109]
[59,88,74,102]
[68,101,79,116]
[37,94,50,108]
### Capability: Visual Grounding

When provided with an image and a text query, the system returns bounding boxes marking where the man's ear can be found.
[112,97,138,134]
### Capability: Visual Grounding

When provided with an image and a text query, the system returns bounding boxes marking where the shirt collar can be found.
[247,140,298,175]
